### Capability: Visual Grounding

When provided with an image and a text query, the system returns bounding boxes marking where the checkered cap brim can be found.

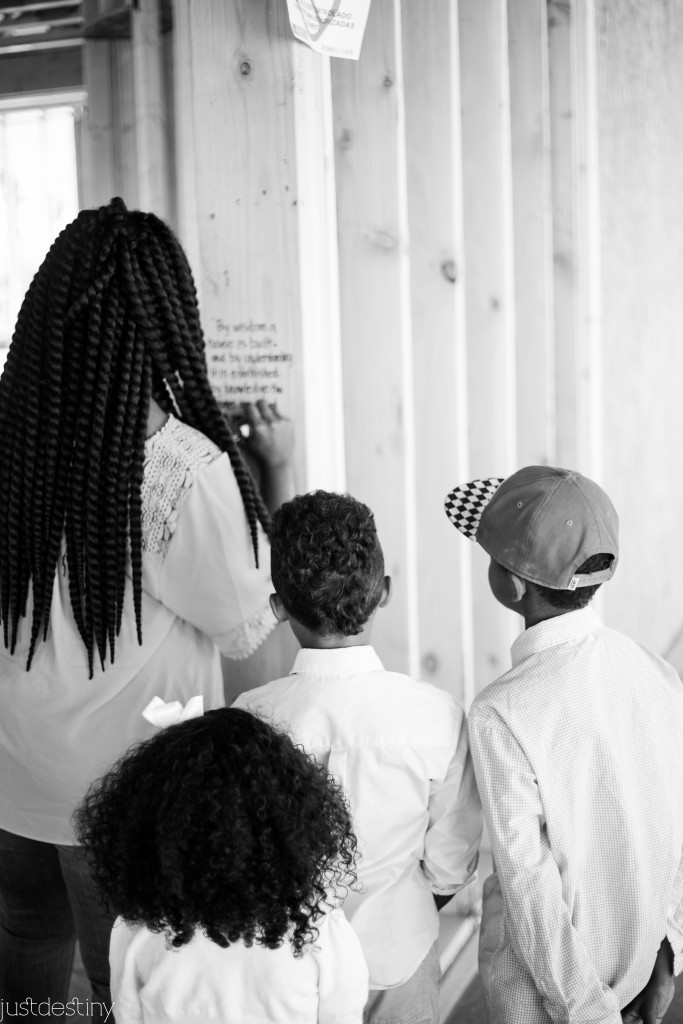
[444,477,505,540]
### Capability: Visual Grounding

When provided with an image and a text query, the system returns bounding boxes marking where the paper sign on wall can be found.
[206,316,293,402]
[286,0,372,60]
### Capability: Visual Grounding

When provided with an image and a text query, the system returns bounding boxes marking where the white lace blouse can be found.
[0,416,277,844]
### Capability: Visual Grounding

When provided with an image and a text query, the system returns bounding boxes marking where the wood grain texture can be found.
[132,0,170,219]
[594,0,683,653]
[175,0,301,420]
[290,45,346,492]
[172,0,201,274]
[459,0,520,690]
[508,0,555,467]
[331,0,417,674]
[111,38,138,208]
[401,0,472,702]
[80,34,146,209]
[81,39,116,206]
[173,0,344,692]
[548,0,601,475]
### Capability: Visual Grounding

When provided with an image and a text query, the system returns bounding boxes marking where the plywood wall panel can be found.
[331,0,417,674]
[172,0,305,454]
[594,0,683,655]
[458,0,519,691]
[548,0,602,476]
[172,0,348,691]
[401,0,472,703]
[508,0,555,468]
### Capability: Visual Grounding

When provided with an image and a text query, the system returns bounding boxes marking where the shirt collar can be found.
[510,607,602,668]
[290,645,385,676]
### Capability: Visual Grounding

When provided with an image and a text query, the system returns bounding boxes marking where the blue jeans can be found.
[0,829,115,1023]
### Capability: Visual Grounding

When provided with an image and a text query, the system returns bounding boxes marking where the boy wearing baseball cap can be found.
[445,466,683,1024]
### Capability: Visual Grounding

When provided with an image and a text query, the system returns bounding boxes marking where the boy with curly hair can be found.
[444,466,683,1024]
[233,490,482,1024]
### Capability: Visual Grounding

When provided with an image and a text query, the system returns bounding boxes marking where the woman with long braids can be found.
[0,198,293,1018]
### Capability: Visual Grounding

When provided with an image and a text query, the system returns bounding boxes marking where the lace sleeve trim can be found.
[217,600,278,660]
[142,417,221,556]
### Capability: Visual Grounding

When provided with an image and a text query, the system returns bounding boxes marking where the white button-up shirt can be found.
[233,645,482,989]
[468,607,683,1024]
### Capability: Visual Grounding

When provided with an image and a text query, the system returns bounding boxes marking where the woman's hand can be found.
[239,401,295,514]
[241,401,294,470]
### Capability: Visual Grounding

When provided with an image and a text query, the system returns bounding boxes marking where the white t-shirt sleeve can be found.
[158,455,277,659]
[314,908,369,1024]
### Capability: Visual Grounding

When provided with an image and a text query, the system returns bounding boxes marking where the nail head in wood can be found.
[440,259,457,283]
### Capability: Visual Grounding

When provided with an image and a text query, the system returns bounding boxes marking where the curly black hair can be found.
[533,553,614,610]
[0,197,269,675]
[270,490,386,636]
[73,708,357,955]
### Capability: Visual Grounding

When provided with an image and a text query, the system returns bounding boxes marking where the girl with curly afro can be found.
[74,706,368,1023]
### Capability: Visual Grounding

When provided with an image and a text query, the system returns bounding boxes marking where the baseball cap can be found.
[444,466,619,590]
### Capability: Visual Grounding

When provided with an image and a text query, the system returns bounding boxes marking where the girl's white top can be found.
[110,909,369,1024]
[0,416,276,844]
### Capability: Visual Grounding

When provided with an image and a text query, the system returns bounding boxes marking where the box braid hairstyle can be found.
[0,197,269,677]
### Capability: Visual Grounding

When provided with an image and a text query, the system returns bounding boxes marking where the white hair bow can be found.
[142,695,204,729]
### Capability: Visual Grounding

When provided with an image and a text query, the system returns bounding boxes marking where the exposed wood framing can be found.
[508,0,555,467]
[459,0,519,689]
[401,0,472,703]
[0,0,82,53]
[291,45,346,492]
[80,38,115,205]
[331,0,418,675]
[132,0,169,219]
[0,46,81,95]
[548,0,601,475]
[80,1,171,214]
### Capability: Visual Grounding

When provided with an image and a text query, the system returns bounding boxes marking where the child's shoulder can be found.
[467,656,558,735]
[385,668,462,709]
[371,669,465,734]
[232,674,296,708]
[468,621,683,738]
[235,666,459,705]
[233,669,463,742]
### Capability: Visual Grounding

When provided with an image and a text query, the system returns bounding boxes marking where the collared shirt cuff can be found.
[540,980,622,1024]
[430,884,461,896]
[430,873,476,897]
[669,932,683,976]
